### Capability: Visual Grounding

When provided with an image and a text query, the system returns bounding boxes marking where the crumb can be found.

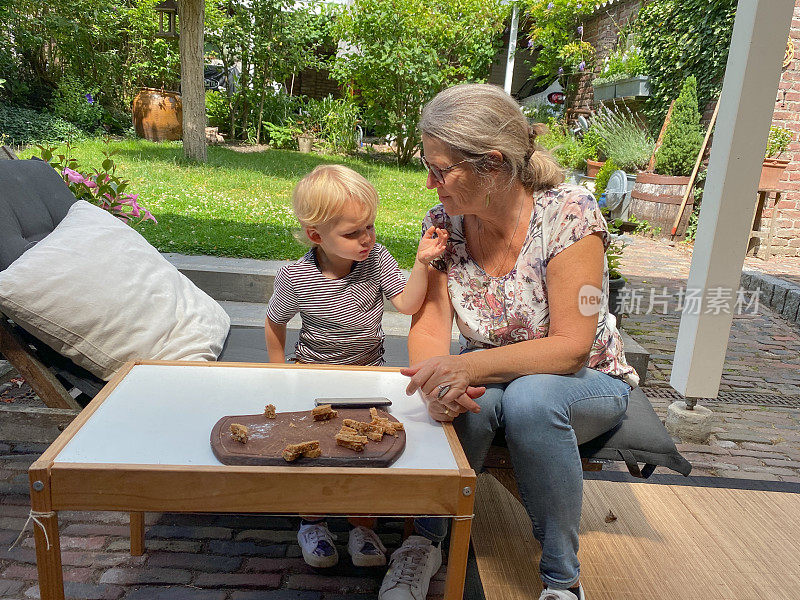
[289,422,297,428]
[230,423,249,443]
[605,510,617,523]
[335,430,368,452]
[312,404,339,421]
[264,404,276,419]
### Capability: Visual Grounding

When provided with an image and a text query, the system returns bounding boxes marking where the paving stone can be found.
[208,540,287,558]
[147,552,242,573]
[676,443,730,455]
[715,431,780,444]
[763,458,800,468]
[0,580,25,596]
[192,572,282,588]
[61,524,131,537]
[106,539,202,553]
[284,574,379,594]
[244,557,304,573]
[229,591,321,600]
[99,567,192,586]
[145,525,232,541]
[24,582,124,600]
[122,586,228,600]
[237,530,297,544]
[714,470,778,481]
[740,465,798,476]
[21,535,106,551]
[61,552,146,568]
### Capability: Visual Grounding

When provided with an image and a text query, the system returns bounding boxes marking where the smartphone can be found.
[314,397,392,408]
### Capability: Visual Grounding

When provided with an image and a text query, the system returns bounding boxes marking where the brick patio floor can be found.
[2,236,799,599]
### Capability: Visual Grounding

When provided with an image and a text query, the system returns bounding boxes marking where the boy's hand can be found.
[416,226,449,265]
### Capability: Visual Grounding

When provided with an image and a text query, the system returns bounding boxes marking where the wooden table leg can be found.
[32,511,65,600]
[444,516,473,600]
[130,512,145,556]
[765,191,781,260]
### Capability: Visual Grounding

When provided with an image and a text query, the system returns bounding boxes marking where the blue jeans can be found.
[415,367,630,589]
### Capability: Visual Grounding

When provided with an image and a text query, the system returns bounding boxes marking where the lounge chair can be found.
[0,157,690,478]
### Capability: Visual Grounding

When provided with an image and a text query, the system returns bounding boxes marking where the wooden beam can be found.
[0,316,80,410]
[671,0,795,399]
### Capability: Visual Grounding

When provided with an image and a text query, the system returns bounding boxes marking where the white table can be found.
[29,361,476,600]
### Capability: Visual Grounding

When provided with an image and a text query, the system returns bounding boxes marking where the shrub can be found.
[206,90,231,135]
[594,42,647,86]
[594,158,618,198]
[580,125,605,162]
[264,122,301,150]
[303,95,361,154]
[0,105,85,146]
[653,75,704,176]
[538,119,584,171]
[52,74,103,132]
[590,106,654,172]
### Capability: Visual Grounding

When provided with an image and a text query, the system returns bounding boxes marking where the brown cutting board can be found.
[210,408,405,467]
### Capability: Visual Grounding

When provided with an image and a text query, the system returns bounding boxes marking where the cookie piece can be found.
[335,430,368,452]
[311,404,339,421]
[264,404,276,419]
[282,440,321,462]
[343,418,384,442]
[230,423,249,443]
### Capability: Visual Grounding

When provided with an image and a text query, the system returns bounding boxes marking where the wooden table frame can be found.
[29,361,477,600]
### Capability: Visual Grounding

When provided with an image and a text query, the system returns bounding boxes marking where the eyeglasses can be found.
[420,153,470,184]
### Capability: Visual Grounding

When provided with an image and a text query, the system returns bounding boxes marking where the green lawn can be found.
[21,139,438,268]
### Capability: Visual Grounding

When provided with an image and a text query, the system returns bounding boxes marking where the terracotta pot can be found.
[758,158,789,190]
[586,159,605,178]
[132,88,182,142]
[630,171,693,237]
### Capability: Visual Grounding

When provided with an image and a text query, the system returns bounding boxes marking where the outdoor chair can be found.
[0,157,691,480]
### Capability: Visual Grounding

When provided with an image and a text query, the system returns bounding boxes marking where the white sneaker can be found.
[539,585,585,600]
[378,535,442,600]
[297,522,338,568]
[348,525,387,567]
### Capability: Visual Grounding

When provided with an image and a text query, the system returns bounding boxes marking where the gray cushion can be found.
[578,387,692,477]
[0,159,77,270]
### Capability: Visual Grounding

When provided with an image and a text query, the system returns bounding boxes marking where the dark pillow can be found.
[0,159,76,270]
[578,387,692,477]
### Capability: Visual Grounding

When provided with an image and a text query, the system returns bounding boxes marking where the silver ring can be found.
[437,384,451,399]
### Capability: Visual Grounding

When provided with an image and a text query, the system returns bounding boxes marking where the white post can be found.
[504,6,519,95]
[670,0,794,400]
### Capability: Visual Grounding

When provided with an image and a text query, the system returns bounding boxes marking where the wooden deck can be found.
[471,474,800,600]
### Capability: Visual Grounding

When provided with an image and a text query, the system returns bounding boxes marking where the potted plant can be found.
[759,125,791,189]
[581,125,606,177]
[592,38,649,103]
[590,105,654,189]
[631,76,703,237]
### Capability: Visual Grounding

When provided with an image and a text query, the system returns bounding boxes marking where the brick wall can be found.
[765,1,800,257]
[572,0,644,114]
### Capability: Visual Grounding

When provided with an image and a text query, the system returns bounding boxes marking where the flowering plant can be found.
[765,125,791,159]
[593,42,647,86]
[36,143,156,225]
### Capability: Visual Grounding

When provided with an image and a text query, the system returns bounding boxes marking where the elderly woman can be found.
[379,84,639,600]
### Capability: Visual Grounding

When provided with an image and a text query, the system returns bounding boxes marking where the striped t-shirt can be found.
[266,243,407,366]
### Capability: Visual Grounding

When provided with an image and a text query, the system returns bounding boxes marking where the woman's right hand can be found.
[401,356,485,421]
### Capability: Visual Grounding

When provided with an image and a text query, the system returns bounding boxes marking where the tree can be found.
[178,0,207,162]
[653,75,703,177]
[330,0,507,165]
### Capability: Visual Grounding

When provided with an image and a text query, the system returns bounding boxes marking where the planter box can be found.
[592,76,650,103]
[592,81,616,102]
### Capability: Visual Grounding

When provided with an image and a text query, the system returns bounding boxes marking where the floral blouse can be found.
[422,184,639,387]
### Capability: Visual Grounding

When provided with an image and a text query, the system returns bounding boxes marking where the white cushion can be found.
[0,200,230,380]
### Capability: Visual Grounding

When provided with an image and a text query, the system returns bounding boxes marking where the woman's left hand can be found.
[401,356,484,421]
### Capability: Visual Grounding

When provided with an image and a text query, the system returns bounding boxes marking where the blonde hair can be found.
[419,83,564,192]
[292,164,379,230]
